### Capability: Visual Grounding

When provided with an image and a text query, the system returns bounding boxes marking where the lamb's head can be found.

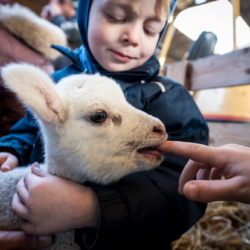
[1,64,167,184]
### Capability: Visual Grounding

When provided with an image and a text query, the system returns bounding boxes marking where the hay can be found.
[172,201,250,250]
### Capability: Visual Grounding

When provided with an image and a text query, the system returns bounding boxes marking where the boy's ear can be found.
[1,63,66,123]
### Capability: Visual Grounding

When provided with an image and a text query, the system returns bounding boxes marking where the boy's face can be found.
[88,0,166,72]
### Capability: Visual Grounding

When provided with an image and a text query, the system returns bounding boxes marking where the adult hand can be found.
[0,230,52,249]
[0,152,18,172]
[12,163,101,235]
[157,141,250,204]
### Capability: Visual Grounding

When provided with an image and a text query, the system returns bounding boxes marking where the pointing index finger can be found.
[157,141,218,165]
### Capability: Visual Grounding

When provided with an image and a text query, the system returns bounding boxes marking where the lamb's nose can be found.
[153,126,166,135]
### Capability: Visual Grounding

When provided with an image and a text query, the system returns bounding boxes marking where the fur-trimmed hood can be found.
[0,3,67,61]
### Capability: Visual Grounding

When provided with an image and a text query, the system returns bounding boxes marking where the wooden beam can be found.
[175,0,217,15]
[158,18,176,67]
[190,47,250,90]
[163,60,191,89]
[231,0,241,50]
[208,122,250,147]
[164,47,250,91]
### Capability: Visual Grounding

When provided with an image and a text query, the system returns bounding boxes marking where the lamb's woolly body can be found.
[0,4,67,60]
[0,166,30,230]
[0,64,167,249]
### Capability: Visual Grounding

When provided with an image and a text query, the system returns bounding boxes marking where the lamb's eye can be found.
[90,110,107,123]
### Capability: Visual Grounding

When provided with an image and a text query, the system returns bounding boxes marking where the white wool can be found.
[0,63,167,249]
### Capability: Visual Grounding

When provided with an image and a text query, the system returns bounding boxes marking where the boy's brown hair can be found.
[131,0,170,19]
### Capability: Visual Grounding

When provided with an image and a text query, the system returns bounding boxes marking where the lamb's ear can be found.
[1,63,66,123]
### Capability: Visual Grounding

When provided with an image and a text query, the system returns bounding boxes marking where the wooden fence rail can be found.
[164,47,250,91]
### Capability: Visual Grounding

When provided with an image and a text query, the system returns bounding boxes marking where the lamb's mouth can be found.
[137,147,163,157]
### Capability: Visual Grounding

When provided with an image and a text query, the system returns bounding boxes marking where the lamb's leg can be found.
[0,166,31,230]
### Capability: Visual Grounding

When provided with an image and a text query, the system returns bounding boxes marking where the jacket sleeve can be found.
[0,111,40,166]
[79,81,209,249]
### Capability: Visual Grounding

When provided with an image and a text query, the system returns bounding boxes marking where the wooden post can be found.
[231,0,240,50]
[158,17,176,66]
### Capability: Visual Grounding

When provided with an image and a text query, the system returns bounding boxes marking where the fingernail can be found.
[39,235,52,246]
[2,166,11,172]
[32,162,40,168]
[187,183,198,199]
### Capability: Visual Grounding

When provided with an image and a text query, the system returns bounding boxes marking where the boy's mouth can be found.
[110,49,136,62]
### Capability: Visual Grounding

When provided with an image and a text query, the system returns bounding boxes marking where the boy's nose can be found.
[121,28,139,47]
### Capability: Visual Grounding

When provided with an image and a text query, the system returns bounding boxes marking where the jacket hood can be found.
[76,0,178,79]
[0,3,67,61]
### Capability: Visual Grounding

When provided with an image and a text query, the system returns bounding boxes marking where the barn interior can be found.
[2,0,250,249]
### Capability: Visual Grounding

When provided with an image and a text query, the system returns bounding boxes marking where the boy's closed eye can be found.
[106,12,159,37]
[103,1,166,33]
[106,12,126,23]
[143,24,161,37]
[144,28,157,37]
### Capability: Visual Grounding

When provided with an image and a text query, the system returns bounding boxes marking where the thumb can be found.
[0,231,53,249]
[25,234,53,248]
[31,162,50,178]
[182,179,240,203]
[1,156,18,172]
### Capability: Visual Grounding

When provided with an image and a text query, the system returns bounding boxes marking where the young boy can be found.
[0,0,209,249]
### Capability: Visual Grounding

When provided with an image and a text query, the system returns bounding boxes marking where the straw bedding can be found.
[172,201,250,250]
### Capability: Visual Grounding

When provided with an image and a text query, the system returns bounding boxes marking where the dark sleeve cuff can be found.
[0,146,18,158]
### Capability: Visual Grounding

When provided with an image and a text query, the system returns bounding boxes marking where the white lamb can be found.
[0,64,167,250]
